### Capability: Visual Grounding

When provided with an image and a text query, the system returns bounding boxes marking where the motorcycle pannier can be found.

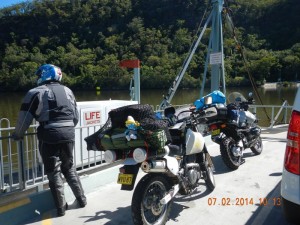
[217,106,228,119]
[206,104,228,122]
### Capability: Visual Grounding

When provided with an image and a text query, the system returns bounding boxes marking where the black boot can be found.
[77,196,87,208]
[57,203,68,217]
[64,167,87,208]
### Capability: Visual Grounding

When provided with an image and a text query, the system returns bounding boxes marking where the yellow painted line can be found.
[0,197,31,213]
[42,212,52,225]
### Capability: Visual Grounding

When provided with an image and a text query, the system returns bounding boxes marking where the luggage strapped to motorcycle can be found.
[85,104,171,155]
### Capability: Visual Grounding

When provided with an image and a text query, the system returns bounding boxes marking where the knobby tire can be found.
[131,175,172,225]
[220,137,241,170]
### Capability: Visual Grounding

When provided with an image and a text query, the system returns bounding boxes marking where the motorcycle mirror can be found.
[205,96,212,105]
[248,92,253,97]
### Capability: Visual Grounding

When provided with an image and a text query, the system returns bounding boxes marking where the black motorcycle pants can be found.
[39,141,86,209]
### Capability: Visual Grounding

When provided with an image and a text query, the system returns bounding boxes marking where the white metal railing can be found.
[0,103,292,196]
[249,103,292,128]
[0,119,106,196]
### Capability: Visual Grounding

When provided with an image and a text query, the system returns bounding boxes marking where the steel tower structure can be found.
[159,0,226,110]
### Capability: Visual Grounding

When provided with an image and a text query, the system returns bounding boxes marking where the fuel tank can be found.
[185,129,205,155]
[238,111,256,127]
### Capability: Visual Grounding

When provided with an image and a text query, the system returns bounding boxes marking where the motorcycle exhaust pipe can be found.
[141,160,167,173]
[160,184,180,205]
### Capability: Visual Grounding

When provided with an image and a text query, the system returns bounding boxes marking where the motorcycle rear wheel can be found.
[250,136,263,155]
[220,137,241,170]
[131,175,172,225]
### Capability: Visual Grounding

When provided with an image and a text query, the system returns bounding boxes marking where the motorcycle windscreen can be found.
[227,92,247,104]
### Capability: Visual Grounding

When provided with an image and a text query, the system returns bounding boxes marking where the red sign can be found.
[83,111,101,126]
[119,59,140,68]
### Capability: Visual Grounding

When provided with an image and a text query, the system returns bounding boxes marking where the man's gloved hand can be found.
[11,133,23,141]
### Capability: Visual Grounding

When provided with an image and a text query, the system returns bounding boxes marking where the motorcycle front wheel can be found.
[200,148,216,191]
[220,137,241,170]
[250,136,263,155]
[131,174,172,225]
[204,162,216,191]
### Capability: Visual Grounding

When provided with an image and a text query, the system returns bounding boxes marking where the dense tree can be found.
[0,0,299,91]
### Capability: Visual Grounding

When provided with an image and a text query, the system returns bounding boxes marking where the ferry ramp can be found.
[2,126,293,225]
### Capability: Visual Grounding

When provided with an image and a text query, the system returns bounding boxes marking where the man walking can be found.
[13,64,86,216]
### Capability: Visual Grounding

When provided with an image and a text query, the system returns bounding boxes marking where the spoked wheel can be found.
[220,137,241,170]
[131,175,172,225]
[199,148,216,191]
[250,136,263,155]
[204,160,216,191]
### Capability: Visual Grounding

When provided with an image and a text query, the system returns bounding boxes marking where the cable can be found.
[223,2,271,122]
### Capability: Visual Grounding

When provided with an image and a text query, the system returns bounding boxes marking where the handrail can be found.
[269,100,289,128]
[0,122,106,196]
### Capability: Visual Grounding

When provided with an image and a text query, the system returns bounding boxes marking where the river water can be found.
[0,86,298,127]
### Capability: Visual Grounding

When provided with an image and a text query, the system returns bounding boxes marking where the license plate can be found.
[117,173,133,185]
[211,129,220,136]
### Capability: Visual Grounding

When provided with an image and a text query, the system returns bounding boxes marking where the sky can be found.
[0,0,29,9]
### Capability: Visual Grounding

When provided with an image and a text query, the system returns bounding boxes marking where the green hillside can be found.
[0,0,299,91]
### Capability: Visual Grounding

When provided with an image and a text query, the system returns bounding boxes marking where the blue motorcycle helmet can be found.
[35,64,62,85]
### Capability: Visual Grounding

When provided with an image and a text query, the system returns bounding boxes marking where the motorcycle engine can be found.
[250,127,261,136]
[178,164,201,195]
[187,167,201,186]
[246,127,261,143]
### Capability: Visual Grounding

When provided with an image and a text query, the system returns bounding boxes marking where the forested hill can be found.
[0,0,299,91]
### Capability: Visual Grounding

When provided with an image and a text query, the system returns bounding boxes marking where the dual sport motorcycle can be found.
[198,92,263,170]
[115,106,216,225]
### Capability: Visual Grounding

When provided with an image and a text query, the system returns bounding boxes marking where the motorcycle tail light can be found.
[119,166,125,173]
[220,124,226,128]
[209,124,218,130]
[285,110,300,175]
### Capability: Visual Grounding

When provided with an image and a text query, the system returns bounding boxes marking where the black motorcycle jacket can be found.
[14,81,79,143]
